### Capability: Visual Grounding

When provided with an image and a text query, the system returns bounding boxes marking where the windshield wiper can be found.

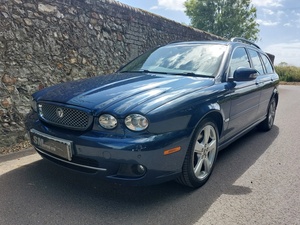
[119,70,142,73]
[141,70,168,74]
[174,72,215,78]
[119,70,214,78]
[119,70,168,74]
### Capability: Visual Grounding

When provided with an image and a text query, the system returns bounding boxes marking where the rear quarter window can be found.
[260,53,274,74]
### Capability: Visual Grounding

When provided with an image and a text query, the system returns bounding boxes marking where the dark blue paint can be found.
[26,40,279,186]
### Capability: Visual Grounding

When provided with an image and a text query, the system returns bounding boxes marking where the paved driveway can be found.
[0,85,299,225]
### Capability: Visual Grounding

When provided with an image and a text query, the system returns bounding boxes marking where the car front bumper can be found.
[27,119,192,186]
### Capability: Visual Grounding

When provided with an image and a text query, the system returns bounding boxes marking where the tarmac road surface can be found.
[0,85,299,225]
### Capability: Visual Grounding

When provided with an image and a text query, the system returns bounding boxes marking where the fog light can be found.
[136,164,146,175]
[117,163,147,178]
[131,164,146,176]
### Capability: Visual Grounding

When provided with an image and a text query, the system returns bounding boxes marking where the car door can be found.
[252,51,277,119]
[222,47,260,140]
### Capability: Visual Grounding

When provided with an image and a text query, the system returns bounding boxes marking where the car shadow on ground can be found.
[0,126,279,225]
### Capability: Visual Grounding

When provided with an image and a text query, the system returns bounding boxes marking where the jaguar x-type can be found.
[26,38,279,188]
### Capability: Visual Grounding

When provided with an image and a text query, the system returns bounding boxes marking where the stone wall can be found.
[0,0,222,147]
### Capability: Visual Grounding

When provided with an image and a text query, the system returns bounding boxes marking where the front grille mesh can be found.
[38,103,92,130]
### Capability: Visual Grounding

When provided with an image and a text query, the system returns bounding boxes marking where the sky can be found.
[116,0,300,67]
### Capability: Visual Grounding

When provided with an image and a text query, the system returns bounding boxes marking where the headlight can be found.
[125,114,148,131]
[30,99,37,112]
[38,103,43,117]
[99,114,117,129]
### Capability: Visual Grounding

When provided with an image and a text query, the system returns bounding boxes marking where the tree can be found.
[278,62,289,67]
[185,0,259,41]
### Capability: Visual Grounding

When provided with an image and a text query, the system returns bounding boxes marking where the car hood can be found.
[34,73,214,115]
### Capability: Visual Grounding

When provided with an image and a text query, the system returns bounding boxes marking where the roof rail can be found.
[230,37,260,49]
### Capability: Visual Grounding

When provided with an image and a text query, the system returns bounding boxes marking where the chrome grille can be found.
[38,103,92,130]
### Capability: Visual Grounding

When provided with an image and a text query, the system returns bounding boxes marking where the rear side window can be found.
[229,47,250,77]
[248,49,264,74]
[260,54,274,74]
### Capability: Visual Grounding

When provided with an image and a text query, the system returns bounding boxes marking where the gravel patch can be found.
[0,141,32,155]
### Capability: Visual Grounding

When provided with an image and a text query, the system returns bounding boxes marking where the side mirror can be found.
[230,67,258,82]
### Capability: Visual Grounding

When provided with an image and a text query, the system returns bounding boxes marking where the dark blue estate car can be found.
[26,38,279,188]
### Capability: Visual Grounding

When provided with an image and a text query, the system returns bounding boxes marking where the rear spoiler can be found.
[266,53,275,65]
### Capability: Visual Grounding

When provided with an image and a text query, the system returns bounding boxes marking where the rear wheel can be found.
[177,119,219,188]
[258,97,277,131]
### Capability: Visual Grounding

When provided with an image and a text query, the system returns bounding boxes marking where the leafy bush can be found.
[275,65,300,82]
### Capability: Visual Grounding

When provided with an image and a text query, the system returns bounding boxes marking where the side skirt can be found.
[218,116,266,151]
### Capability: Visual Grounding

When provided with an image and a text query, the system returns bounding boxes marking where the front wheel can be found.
[177,119,219,188]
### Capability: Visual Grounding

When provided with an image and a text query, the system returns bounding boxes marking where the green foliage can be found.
[184,0,259,41]
[275,65,300,82]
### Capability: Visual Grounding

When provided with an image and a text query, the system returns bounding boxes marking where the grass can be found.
[275,65,300,82]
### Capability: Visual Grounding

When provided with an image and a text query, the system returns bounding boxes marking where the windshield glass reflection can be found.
[120,44,227,77]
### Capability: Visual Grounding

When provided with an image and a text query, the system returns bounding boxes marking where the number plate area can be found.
[30,129,73,161]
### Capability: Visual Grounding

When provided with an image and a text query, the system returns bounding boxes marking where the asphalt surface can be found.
[0,85,299,225]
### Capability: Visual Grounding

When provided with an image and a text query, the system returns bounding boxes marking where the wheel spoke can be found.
[269,115,274,125]
[194,157,204,177]
[271,103,276,116]
[269,102,276,125]
[208,150,216,164]
[207,139,216,153]
[203,158,211,172]
[203,126,211,144]
[194,140,204,154]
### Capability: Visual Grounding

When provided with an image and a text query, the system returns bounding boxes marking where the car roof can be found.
[167,37,261,50]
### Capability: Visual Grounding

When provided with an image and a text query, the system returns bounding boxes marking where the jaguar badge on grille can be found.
[56,108,64,118]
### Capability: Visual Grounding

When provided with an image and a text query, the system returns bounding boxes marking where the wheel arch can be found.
[191,109,224,139]
[201,111,224,138]
[177,109,222,188]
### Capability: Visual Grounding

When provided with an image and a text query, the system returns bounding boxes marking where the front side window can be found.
[248,49,264,74]
[229,47,250,77]
[120,44,227,77]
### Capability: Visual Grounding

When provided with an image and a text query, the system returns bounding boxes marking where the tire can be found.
[177,119,219,188]
[258,97,277,132]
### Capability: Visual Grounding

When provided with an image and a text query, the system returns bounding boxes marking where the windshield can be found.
[119,43,227,77]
